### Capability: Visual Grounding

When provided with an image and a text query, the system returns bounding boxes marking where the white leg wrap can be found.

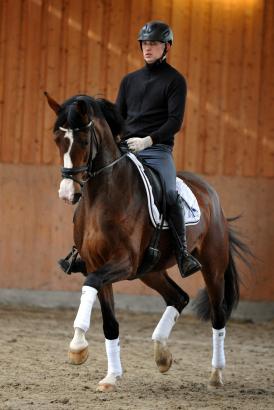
[105,338,122,377]
[212,327,226,369]
[70,327,88,352]
[73,286,98,332]
[152,306,180,343]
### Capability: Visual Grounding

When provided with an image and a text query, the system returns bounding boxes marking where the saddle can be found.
[141,163,163,212]
[125,151,200,229]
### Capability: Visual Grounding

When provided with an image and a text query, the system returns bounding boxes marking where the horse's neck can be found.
[92,128,121,171]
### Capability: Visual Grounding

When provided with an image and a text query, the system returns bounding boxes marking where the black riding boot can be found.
[168,194,202,278]
[58,246,87,275]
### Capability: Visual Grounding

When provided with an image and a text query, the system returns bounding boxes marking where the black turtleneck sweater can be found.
[115,60,187,146]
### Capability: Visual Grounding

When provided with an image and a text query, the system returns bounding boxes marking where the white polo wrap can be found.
[73,286,98,332]
[212,327,226,369]
[152,306,180,342]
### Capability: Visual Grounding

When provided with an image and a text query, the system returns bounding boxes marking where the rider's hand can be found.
[127,136,153,153]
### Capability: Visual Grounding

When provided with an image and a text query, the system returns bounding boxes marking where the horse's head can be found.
[45,92,100,204]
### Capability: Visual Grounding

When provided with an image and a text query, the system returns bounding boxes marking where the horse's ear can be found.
[44,91,61,114]
[76,99,88,116]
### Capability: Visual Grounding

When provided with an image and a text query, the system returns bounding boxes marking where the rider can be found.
[115,20,201,278]
[59,21,201,278]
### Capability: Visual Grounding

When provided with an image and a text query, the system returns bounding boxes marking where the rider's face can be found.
[142,41,165,64]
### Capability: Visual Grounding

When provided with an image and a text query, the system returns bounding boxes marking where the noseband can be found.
[59,119,125,188]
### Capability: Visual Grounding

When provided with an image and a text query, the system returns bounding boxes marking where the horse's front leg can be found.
[68,285,97,365]
[69,261,130,388]
[96,284,122,392]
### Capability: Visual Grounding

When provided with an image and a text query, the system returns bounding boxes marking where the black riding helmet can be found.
[138,21,173,45]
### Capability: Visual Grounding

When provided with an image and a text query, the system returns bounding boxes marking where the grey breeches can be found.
[136,144,178,206]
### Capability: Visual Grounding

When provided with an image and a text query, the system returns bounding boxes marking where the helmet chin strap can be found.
[161,43,168,61]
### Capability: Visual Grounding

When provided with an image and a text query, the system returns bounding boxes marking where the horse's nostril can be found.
[72,193,82,204]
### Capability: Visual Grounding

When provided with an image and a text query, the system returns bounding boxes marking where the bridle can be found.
[59,118,125,188]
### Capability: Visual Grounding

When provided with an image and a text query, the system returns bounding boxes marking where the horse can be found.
[45,92,252,392]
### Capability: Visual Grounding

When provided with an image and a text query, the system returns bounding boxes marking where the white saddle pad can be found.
[127,153,201,229]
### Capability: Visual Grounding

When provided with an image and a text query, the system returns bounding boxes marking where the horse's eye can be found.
[80,140,89,148]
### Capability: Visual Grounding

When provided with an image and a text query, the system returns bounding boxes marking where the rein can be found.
[59,120,125,187]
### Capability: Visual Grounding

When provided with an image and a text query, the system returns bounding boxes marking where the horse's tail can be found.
[193,216,253,321]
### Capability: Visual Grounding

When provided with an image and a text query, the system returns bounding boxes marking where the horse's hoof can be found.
[68,346,89,365]
[208,368,224,389]
[154,341,173,373]
[96,374,120,392]
[96,383,116,392]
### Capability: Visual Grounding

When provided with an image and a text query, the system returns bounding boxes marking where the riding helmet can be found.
[138,21,173,45]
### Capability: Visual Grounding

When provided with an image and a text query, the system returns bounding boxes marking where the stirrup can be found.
[177,251,202,278]
[58,246,79,275]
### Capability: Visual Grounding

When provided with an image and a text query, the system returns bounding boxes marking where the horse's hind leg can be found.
[205,275,226,389]
[141,270,189,374]
[198,234,230,389]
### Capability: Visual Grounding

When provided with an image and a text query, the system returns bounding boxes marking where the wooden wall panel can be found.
[0,0,273,179]
[203,0,225,175]
[183,1,208,171]
[59,0,69,100]
[170,0,191,168]
[127,0,151,74]
[21,0,44,164]
[0,1,23,163]
[258,0,274,177]
[85,0,106,96]
[0,0,6,161]
[217,0,230,176]
[151,0,171,22]
[36,0,49,164]
[195,0,211,174]
[106,0,131,101]
[43,0,64,164]
[222,1,246,176]
[240,0,263,177]
[65,0,83,96]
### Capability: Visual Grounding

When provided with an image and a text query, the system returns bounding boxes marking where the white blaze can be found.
[58,129,75,203]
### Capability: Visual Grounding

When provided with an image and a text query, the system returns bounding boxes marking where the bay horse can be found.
[45,92,251,392]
